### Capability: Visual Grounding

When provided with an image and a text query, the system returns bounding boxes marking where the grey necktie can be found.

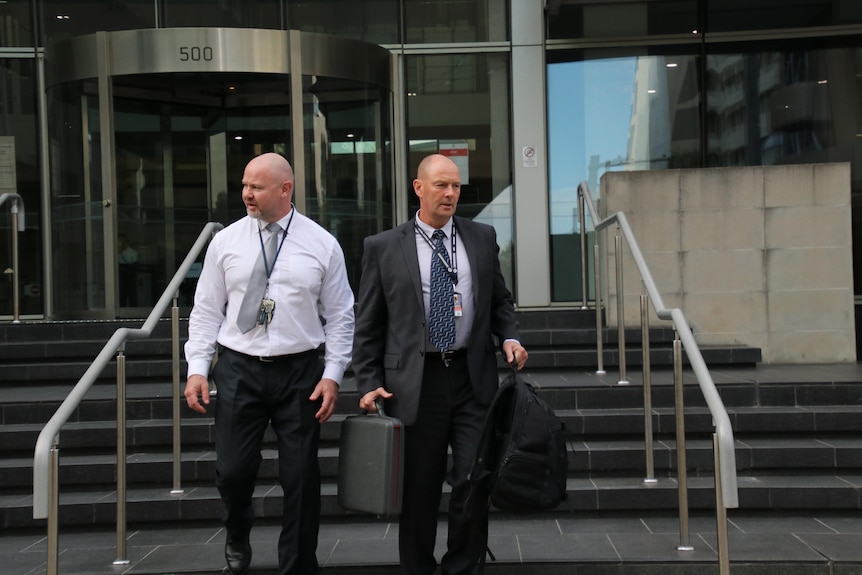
[237,222,281,333]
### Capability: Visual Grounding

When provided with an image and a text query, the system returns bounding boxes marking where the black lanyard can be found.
[416,221,458,285]
[258,205,295,278]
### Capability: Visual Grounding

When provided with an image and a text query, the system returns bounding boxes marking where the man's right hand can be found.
[184,374,211,414]
[359,387,393,413]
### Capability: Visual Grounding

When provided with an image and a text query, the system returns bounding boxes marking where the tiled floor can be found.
[3,510,862,574]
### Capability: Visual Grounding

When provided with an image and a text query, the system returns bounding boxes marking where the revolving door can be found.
[46,28,394,318]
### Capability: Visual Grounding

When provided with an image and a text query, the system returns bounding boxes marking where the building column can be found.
[511,0,550,307]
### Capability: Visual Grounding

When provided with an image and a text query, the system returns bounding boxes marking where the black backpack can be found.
[470,367,568,513]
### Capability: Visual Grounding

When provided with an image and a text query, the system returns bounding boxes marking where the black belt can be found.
[221,346,319,363]
[425,348,466,366]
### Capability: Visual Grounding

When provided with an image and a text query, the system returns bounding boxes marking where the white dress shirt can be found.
[414,214,474,351]
[185,210,355,384]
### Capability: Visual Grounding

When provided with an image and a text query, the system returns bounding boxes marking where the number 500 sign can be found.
[179,46,213,62]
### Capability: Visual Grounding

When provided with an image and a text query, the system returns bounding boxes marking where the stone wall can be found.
[600,164,856,363]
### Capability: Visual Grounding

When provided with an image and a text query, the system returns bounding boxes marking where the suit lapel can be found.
[454,216,482,308]
[399,218,424,311]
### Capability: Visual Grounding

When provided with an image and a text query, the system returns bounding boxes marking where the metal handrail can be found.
[1,193,25,323]
[577,181,738,507]
[32,222,223,535]
[578,181,737,575]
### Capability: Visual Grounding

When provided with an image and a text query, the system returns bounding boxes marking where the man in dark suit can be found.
[352,153,528,574]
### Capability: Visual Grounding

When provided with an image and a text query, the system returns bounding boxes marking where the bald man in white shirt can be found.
[184,152,354,575]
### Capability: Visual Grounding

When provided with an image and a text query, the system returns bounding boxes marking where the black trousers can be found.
[212,347,324,575]
[399,354,489,575]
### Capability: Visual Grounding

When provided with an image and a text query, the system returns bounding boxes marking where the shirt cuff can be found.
[186,359,212,380]
[322,364,345,386]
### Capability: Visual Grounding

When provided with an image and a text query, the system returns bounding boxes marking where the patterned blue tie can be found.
[429,229,455,351]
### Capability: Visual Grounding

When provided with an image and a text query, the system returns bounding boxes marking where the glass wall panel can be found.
[39,1,156,46]
[404,0,508,43]
[301,75,394,292]
[0,0,34,46]
[163,0,282,29]
[708,0,862,33]
[547,48,701,301]
[0,57,42,317]
[286,0,399,45]
[405,52,513,290]
[547,1,698,40]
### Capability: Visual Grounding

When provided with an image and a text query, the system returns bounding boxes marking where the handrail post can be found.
[674,330,693,551]
[614,229,628,384]
[114,346,129,565]
[714,433,731,575]
[594,243,605,375]
[171,291,184,495]
[578,192,589,310]
[47,440,59,575]
[11,197,21,323]
[641,282,656,483]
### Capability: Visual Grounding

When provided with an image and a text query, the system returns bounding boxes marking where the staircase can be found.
[2,310,862,572]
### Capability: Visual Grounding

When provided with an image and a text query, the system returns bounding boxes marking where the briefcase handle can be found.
[373,398,388,417]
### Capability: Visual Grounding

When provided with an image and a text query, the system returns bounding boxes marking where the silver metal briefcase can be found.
[337,401,404,517]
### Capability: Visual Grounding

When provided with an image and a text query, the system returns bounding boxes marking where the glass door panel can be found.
[48,80,106,318]
[301,75,393,292]
[110,72,293,315]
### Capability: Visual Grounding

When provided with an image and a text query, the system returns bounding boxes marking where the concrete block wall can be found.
[600,163,855,364]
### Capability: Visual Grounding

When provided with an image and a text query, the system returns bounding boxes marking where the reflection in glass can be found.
[405,52,513,291]
[301,75,394,293]
[404,0,508,43]
[0,58,41,317]
[546,0,697,40]
[164,0,282,29]
[287,0,400,44]
[547,52,700,301]
[48,80,106,316]
[39,2,155,46]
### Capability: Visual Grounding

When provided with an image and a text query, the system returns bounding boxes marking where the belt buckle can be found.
[258,356,274,363]
[441,350,455,367]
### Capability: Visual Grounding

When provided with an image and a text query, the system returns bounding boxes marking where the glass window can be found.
[547,1,698,40]
[286,0,400,45]
[300,74,394,293]
[164,0,282,29]
[708,0,862,33]
[40,1,156,46]
[546,48,701,301]
[0,57,42,317]
[0,0,34,47]
[405,52,513,290]
[404,0,508,44]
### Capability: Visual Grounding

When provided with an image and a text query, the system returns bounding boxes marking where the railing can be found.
[32,221,223,575]
[577,181,738,575]
[0,193,25,323]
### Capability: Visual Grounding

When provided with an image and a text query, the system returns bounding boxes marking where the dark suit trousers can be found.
[213,348,324,575]
[399,354,489,575]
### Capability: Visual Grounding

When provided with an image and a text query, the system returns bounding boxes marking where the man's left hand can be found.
[310,378,339,423]
[503,340,528,370]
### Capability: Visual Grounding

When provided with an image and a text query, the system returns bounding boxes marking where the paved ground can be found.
[4,510,862,574]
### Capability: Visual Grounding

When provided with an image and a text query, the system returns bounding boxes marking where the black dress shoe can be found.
[225,534,252,575]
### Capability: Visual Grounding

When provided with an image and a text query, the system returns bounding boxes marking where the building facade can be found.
[1,0,860,351]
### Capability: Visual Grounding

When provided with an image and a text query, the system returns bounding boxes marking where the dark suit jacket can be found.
[352,215,519,426]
